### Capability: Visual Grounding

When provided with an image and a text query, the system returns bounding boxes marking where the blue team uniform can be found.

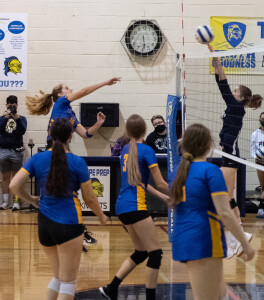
[21,150,90,225]
[216,75,245,153]
[172,161,228,262]
[115,143,158,215]
[47,95,80,143]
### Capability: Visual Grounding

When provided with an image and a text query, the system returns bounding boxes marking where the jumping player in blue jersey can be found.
[170,123,254,300]
[10,118,107,300]
[208,44,262,258]
[26,77,120,249]
[26,77,120,147]
[99,114,169,300]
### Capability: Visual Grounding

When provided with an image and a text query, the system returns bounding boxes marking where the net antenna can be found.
[180,45,264,172]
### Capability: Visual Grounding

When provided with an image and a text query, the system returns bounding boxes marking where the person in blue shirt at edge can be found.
[25,77,120,251]
[99,114,169,300]
[208,44,262,258]
[10,118,108,300]
[0,95,27,211]
[170,123,254,300]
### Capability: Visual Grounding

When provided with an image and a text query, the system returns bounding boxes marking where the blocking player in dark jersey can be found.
[10,118,107,300]
[170,123,254,300]
[209,44,262,258]
[99,114,169,300]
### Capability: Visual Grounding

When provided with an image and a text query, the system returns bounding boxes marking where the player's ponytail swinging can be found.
[126,114,146,186]
[46,118,73,197]
[239,85,263,109]
[171,123,213,205]
[26,84,63,115]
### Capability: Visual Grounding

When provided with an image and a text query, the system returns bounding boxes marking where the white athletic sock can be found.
[3,194,9,204]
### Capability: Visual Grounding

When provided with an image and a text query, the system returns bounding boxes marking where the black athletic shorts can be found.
[221,142,240,169]
[38,212,84,246]
[118,210,150,225]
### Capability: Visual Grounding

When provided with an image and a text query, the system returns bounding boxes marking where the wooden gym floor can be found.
[0,210,264,300]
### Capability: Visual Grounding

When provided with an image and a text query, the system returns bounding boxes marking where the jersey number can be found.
[123,154,128,172]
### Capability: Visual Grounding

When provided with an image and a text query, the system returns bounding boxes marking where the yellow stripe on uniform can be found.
[148,163,158,169]
[181,186,186,202]
[73,197,83,224]
[208,211,224,257]
[137,185,147,210]
[21,168,30,175]
[211,191,228,196]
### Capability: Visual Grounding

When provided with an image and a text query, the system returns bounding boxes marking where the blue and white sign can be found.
[223,22,247,48]
[0,13,27,90]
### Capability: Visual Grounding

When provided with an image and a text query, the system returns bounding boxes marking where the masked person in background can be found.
[0,95,27,211]
[146,115,167,154]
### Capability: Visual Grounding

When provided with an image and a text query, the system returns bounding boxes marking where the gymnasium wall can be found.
[0,0,263,193]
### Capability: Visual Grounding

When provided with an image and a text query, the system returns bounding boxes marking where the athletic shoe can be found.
[0,202,9,210]
[256,208,264,218]
[226,239,240,259]
[82,245,88,253]
[12,203,20,211]
[99,284,118,300]
[236,232,253,257]
[83,228,97,246]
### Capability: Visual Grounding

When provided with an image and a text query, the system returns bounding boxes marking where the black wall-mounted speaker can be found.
[80,103,119,127]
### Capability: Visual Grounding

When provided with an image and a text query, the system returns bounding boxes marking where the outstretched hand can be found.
[105,77,121,86]
[97,112,106,124]
[208,43,214,53]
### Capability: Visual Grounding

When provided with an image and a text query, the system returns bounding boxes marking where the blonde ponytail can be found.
[127,139,142,186]
[26,90,53,115]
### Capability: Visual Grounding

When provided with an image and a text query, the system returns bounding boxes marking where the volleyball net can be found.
[181,45,264,172]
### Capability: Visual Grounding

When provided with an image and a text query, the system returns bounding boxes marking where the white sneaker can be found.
[236,232,253,257]
[226,239,240,259]
[1,202,9,210]
[12,203,20,211]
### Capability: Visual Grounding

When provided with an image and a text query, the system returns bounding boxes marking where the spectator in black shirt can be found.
[0,95,27,210]
[146,115,167,153]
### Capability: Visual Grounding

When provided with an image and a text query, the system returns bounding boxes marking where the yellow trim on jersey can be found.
[77,124,81,127]
[148,163,158,169]
[181,186,186,202]
[137,185,147,210]
[21,168,30,175]
[81,179,91,186]
[73,197,83,224]
[208,211,220,220]
[208,211,224,257]
[211,191,228,196]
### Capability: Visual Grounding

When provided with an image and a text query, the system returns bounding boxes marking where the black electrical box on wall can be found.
[80,103,119,127]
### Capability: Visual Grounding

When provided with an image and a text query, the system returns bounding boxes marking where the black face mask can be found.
[155,124,166,134]
[260,120,264,127]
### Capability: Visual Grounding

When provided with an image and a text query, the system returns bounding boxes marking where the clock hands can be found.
[142,35,146,51]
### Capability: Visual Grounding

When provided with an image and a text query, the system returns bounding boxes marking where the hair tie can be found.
[183,152,193,161]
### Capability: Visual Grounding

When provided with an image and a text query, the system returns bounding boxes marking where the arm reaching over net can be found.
[208,44,226,81]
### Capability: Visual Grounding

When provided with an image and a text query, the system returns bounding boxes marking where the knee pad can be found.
[130,250,148,265]
[230,198,237,209]
[47,277,60,293]
[146,249,163,269]
[59,280,77,296]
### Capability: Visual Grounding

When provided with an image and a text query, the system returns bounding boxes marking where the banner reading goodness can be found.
[0,13,27,90]
[210,16,264,74]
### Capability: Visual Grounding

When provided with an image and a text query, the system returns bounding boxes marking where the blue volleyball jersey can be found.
[172,161,228,262]
[47,95,80,142]
[115,143,158,215]
[216,75,245,146]
[22,150,90,225]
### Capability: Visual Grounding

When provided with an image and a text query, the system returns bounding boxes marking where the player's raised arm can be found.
[208,44,226,80]
[67,77,121,102]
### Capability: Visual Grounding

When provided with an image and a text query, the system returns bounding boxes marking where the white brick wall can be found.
[1,0,263,193]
